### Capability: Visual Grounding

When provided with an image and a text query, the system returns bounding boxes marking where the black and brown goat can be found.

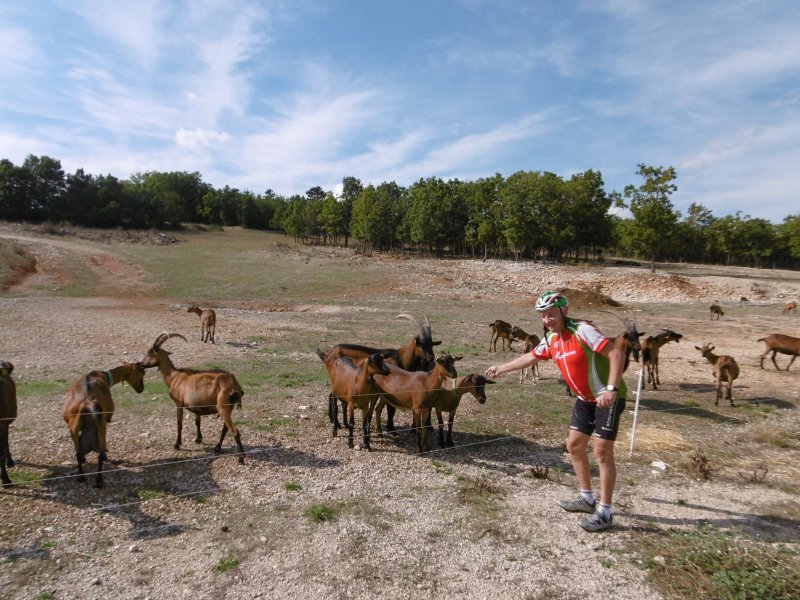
[62,363,146,487]
[187,305,216,343]
[316,349,390,450]
[602,312,645,373]
[327,314,441,435]
[641,329,683,390]
[710,304,725,320]
[138,332,245,463]
[695,343,739,406]
[372,354,461,454]
[489,320,514,352]
[0,361,17,487]
[758,333,800,371]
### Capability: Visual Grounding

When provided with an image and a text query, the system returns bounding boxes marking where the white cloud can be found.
[175,128,232,150]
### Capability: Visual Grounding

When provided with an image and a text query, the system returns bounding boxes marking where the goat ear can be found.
[453,355,464,361]
[694,346,702,351]
[432,340,442,346]
[638,332,646,337]
[485,379,497,384]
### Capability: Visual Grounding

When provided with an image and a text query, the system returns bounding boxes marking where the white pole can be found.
[629,368,645,456]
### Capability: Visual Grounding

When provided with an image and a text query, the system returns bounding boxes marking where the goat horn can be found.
[153,331,187,349]
[395,313,430,341]
[423,314,432,340]
[599,310,632,327]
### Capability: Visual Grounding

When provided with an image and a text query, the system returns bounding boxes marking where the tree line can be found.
[1,155,798,269]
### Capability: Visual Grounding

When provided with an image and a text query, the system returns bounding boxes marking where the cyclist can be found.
[485,291,626,532]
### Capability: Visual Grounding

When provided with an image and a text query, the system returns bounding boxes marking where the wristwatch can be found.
[606,384,618,392]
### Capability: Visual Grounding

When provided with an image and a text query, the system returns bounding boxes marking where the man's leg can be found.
[567,429,592,491]
[593,437,616,506]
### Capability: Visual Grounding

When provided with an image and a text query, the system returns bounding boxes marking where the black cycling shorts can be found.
[569,396,626,441]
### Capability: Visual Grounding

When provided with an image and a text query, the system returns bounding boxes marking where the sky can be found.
[1,1,799,223]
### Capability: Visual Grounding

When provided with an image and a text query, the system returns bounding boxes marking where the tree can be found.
[622,164,680,272]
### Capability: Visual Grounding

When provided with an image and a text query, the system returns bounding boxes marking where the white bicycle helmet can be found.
[535,290,569,312]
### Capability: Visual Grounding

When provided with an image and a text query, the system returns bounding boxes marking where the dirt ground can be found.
[1,224,799,600]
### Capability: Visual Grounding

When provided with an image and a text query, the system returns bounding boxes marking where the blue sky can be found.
[1,1,799,223]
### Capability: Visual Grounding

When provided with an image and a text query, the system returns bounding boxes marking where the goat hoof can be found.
[94,480,104,489]
[77,475,87,483]
[6,458,14,468]
[174,444,181,450]
[213,445,222,454]
[237,457,245,465]
[194,438,203,444]
[2,480,11,488]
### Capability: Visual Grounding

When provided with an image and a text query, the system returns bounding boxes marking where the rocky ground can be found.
[1,225,799,600]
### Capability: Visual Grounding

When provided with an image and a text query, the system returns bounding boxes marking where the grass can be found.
[214,555,239,573]
[307,504,337,523]
[639,525,800,599]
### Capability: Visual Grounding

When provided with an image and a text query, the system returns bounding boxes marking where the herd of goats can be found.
[0,301,798,490]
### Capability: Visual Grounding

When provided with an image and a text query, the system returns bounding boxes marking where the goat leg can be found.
[214,425,229,454]
[194,413,203,444]
[95,451,105,488]
[234,433,245,464]
[175,407,184,450]
[436,408,446,448]
[446,411,456,448]
[385,403,398,436]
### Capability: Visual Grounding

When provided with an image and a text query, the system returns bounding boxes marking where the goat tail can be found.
[757,337,766,342]
[642,347,652,364]
[230,392,243,410]
[315,348,326,361]
[78,404,101,455]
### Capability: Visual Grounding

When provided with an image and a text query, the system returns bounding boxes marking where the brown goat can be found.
[431,374,495,447]
[326,314,441,435]
[316,349,390,450]
[512,326,541,383]
[710,304,725,320]
[372,354,461,454]
[695,343,739,406]
[187,305,216,343]
[138,332,245,463]
[62,363,146,487]
[1,361,17,487]
[783,301,797,315]
[489,320,514,351]
[758,333,800,370]
[641,329,683,390]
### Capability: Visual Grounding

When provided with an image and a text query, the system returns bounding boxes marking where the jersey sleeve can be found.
[532,336,552,360]
[576,321,608,351]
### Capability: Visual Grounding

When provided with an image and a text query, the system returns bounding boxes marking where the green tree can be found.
[622,164,680,272]
[465,174,503,259]
[339,176,362,247]
[777,214,800,265]
[23,154,65,222]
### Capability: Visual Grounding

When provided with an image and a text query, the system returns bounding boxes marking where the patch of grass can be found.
[214,555,239,573]
[284,482,301,491]
[35,592,55,600]
[256,417,295,430]
[8,469,44,484]
[638,525,800,599]
[138,488,166,501]
[307,503,337,523]
[17,380,63,395]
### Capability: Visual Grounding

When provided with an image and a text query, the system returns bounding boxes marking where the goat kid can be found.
[710,304,725,320]
[62,363,146,487]
[316,349,390,450]
[139,332,245,463]
[512,326,542,383]
[1,361,17,487]
[489,320,514,352]
[372,354,461,454]
[187,305,216,344]
[695,343,739,406]
[783,301,797,315]
[431,374,495,448]
[758,333,800,371]
[641,329,683,390]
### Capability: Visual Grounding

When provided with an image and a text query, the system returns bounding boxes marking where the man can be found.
[485,291,626,532]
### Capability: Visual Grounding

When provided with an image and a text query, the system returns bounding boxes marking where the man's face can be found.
[539,306,566,332]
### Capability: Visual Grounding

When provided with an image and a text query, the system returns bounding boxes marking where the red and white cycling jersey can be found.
[531,320,627,402]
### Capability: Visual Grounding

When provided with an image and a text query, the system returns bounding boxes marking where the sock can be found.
[580,490,595,505]
[598,503,612,520]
